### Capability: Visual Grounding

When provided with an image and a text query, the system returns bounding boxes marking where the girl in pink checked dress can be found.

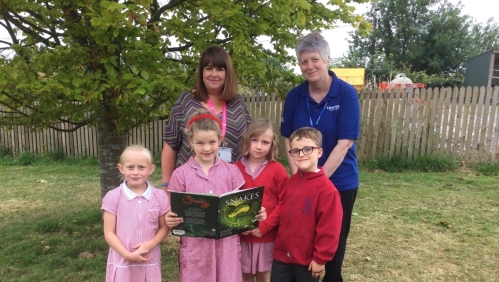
[102,145,169,282]
[165,110,266,282]
[235,118,289,282]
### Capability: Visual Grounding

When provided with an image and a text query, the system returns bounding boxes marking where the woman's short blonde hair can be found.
[240,118,278,161]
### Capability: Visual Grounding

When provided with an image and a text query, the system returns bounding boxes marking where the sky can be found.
[322,0,499,59]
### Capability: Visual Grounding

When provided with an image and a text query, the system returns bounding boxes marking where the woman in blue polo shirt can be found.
[281,32,360,282]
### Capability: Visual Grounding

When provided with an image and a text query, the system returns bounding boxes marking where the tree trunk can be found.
[97,111,127,199]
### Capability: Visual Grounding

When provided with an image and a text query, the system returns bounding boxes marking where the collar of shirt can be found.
[299,70,341,101]
[121,181,153,201]
[187,155,221,170]
[241,157,268,179]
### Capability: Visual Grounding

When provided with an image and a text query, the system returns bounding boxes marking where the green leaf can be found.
[141,70,149,80]
[72,79,80,87]
[106,2,123,11]
[297,12,306,25]
[91,17,102,26]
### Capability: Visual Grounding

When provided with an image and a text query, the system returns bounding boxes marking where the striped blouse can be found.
[163,91,251,167]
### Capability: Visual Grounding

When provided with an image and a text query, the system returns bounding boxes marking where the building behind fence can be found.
[1,87,498,166]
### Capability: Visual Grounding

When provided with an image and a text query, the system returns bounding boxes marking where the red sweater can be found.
[235,160,289,243]
[273,168,342,266]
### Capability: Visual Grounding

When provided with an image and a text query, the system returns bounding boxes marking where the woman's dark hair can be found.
[193,46,238,102]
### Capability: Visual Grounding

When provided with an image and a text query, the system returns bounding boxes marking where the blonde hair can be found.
[185,109,223,143]
[289,127,322,148]
[241,118,278,161]
[118,145,154,165]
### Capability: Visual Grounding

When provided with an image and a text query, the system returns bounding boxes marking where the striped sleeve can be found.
[224,94,251,161]
[163,92,203,166]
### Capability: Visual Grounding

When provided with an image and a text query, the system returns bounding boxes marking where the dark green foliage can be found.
[412,155,457,172]
[0,150,98,166]
[365,154,457,172]
[336,0,499,88]
[14,151,40,165]
[475,164,499,176]
[0,145,13,157]
[365,154,407,172]
[153,151,162,166]
[43,150,66,161]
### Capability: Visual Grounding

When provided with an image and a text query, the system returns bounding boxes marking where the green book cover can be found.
[170,186,264,239]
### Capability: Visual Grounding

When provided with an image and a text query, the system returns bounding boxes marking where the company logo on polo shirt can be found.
[327,105,340,111]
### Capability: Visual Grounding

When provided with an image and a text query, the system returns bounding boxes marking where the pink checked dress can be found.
[102,182,169,282]
[169,156,245,282]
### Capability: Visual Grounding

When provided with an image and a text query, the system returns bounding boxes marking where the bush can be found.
[0,150,98,166]
[14,151,40,166]
[475,164,499,176]
[365,154,457,172]
[411,155,457,172]
[0,145,13,157]
[365,154,407,172]
[44,150,66,161]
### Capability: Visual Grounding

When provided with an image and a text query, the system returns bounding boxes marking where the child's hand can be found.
[133,241,154,255]
[241,231,251,236]
[250,228,262,238]
[125,248,150,264]
[308,260,324,278]
[165,211,183,228]
[255,206,267,221]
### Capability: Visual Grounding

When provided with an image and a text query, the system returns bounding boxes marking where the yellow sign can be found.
[331,68,365,92]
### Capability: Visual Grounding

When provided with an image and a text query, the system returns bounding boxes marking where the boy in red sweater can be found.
[270,127,343,282]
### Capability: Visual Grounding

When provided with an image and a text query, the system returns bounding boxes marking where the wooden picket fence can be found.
[1,87,498,166]
[357,86,499,166]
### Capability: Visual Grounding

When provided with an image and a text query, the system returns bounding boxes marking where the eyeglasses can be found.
[288,146,319,157]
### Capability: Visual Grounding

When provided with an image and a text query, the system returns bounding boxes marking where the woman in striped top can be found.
[161,46,251,195]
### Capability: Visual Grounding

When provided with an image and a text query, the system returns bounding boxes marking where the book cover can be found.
[170,186,264,239]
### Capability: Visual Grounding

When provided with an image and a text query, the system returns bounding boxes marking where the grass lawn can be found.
[0,162,498,281]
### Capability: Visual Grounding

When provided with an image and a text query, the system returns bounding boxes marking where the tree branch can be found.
[1,11,58,48]
[167,42,193,52]
[0,18,19,45]
[8,9,60,40]
[149,0,188,23]
[48,122,89,132]
[215,37,233,45]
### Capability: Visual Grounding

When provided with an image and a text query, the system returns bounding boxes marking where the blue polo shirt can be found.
[281,70,360,191]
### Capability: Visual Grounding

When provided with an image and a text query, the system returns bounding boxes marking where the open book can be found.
[170,186,264,239]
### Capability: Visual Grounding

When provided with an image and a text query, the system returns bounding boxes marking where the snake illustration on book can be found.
[221,200,261,230]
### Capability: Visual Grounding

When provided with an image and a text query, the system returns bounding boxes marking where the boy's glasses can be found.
[288,146,319,157]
